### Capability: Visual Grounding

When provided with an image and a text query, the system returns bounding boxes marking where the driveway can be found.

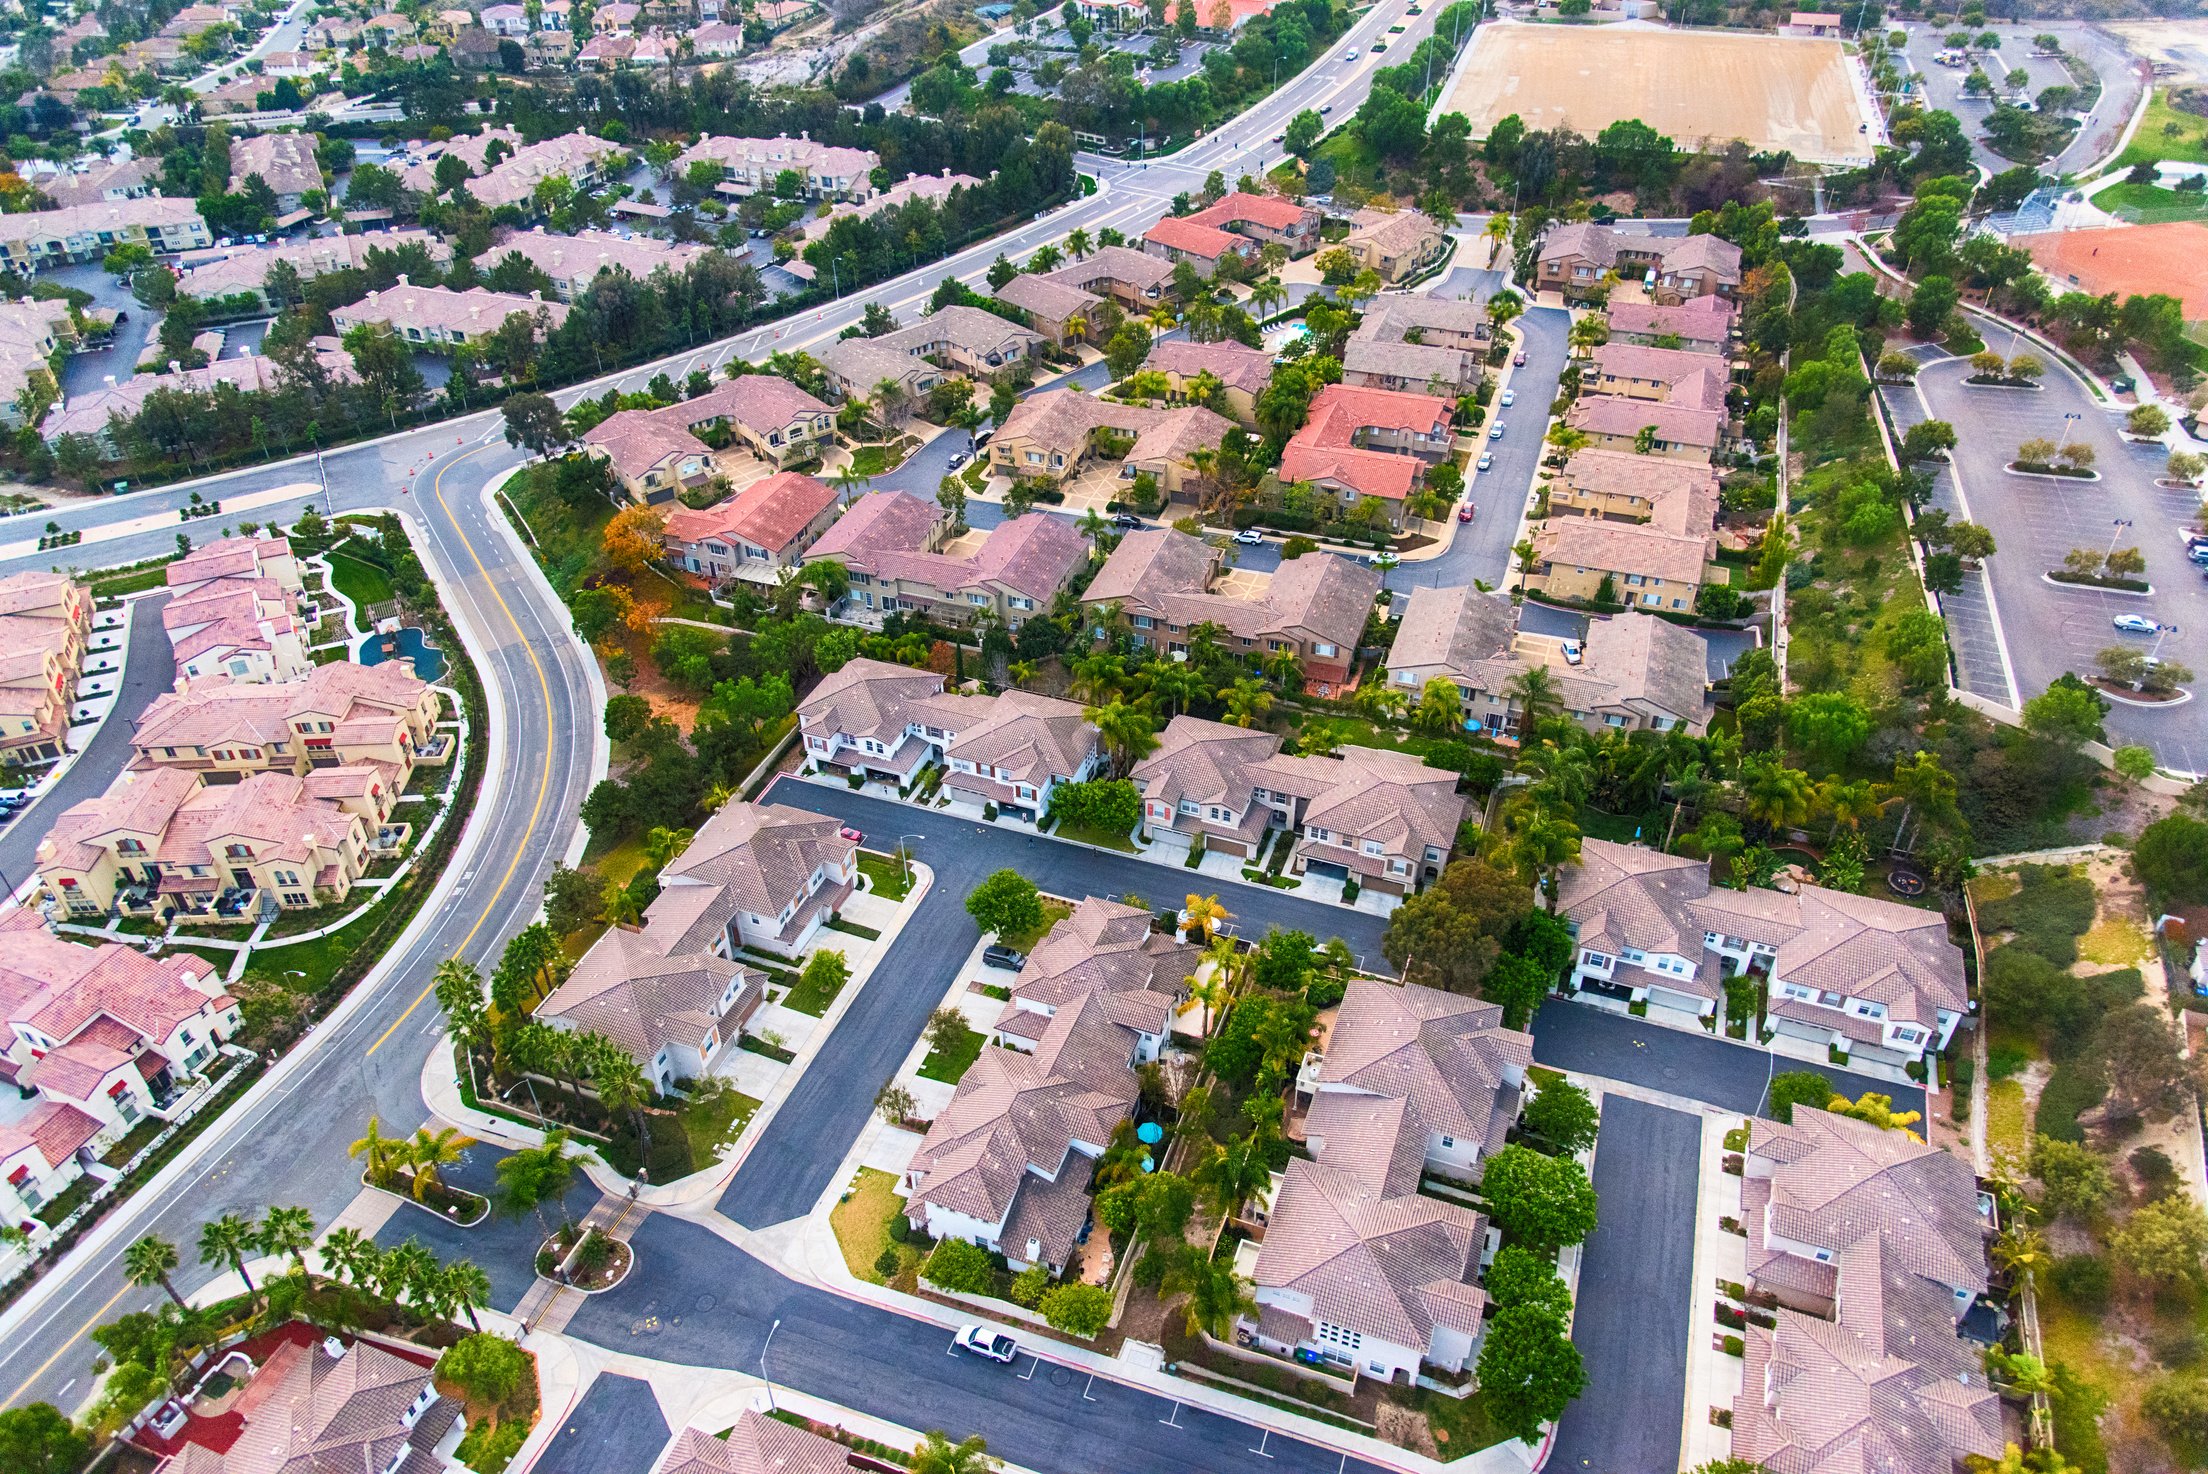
[717,779,1393,1229]
[1547,1095,1700,1474]
[1518,599,1761,681]
[45,263,159,401]
[1904,347,2208,776]
[1531,999,1927,1118]
[538,1373,669,1474]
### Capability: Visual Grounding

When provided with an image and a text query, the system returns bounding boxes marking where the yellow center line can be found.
[366,444,561,1057]
[6,1283,131,1408]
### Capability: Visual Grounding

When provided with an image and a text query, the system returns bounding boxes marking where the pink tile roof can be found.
[1143,215,1239,260]
[664,472,838,557]
[806,490,1086,603]
[1187,190,1310,232]
[0,1098,101,1168]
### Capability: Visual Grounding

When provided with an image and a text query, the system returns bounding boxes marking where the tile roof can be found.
[0,1098,102,1168]
[1540,223,1743,285]
[132,661,430,754]
[204,1336,444,1474]
[798,656,948,744]
[675,133,881,183]
[654,800,856,923]
[1044,245,1172,296]
[535,924,761,1063]
[1575,612,1712,727]
[583,408,707,481]
[1346,206,1444,258]
[1005,897,1194,1015]
[1257,745,1468,861]
[1317,978,1530,1152]
[663,472,838,556]
[992,272,1103,324]
[478,225,710,286]
[463,129,628,210]
[818,306,1043,390]
[1128,713,1284,811]
[1187,190,1312,233]
[332,281,569,338]
[42,347,356,441]
[0,907,223,1057]
[1589,341,1732,411]
[1564,393,1725,449]
[655,1412,850,1474]
[996,388,1230,470]
[1384,584,1520,690]
[1280,383,1453,502]
[1139,338,1273,395]
[1532,514,1713,586]
[806,490,1084,603]
[1143,215,1241,260]
[175,231,449,300]
[1605,294,1737,342]
[673,373,834,437]
[1084,528,1379,653]
[228,133,324,201]
[1556,446,1722,510]
[944,688,1100,788]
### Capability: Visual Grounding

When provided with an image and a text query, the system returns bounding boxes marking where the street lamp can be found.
[760,1317,782,1411]
[2104,517,2132,563]
[2055,410,2083,455]
[2150,624,2180,662]
[897,834,922,888]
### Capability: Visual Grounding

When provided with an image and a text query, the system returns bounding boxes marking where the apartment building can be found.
[1585,342,1730,410]
[0,196,212,274]
[0,298,74,432]
[39,156,161,209]
[1556,837,1969,1065]
[986,897,1194,1056]
[1559,394,1725,461]
[817,306,1043,399]
[1042,245,1172,311]
[803,490,1084,628]
[646,799,859,961]
[1137,339,1271,424]
[227,132,325,214]
[1547,447,1721,524]
[462,129,628,212]
[991,272,1104,345]
[798,658,1101,820]
[41,343,356,449]
[1343,293,1488,398]
[389,126,525,195]
[1534,223,1743,304]
[798,170,981,248]
[1278,383,1455,525]
[174,230,453,309]
[990,387,1232,498]
[1605,294,1736,353]
[675,133,880,201]
[130,660,442,785]
[0,571,91,765]
[663,471,841,586]
[0,1098,100,1224]
[1525,512,1720,612]
[329,280,569,350]
[476,226,711,301]
[160,533,309,683]
[0,910,240,1154]
[1084,527,1378,690]
[1141,192,1320,275]
[1384,587,1714,738]
[1340,206,1447,283]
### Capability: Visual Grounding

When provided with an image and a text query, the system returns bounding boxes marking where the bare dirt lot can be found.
[2104,19,2208,86]
[1440,21,1879,165]
[2017,221,2208,319]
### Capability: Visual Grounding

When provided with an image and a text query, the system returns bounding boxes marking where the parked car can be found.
[2112,614,2159,634]
[982,944,1028,970]
[1112,512,1143,529]
[839,826,863,843]
[1500,388,1515,407]
[1561,638,1583,665]
[1456,503,1474,523]
[946,451,968,470]
[1488,422,1506,439]
[1513,350,1527,366]
[1342,46,1359,57]
[1233,527,1264,545]
[1476,451,1493,472]
[954,1326,1019,1364]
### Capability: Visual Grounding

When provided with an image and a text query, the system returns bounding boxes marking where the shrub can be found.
[1008,1264,1050,1307]
[1038,1281,1112,1337]
[922,1238,996,1294]
[2050,1253,2110,1308]
[1766,1070,1834,1124]
[874,1247,902,1278]
[1977,864,2096,964]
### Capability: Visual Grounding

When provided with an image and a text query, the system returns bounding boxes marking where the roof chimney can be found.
[396,272,409,286]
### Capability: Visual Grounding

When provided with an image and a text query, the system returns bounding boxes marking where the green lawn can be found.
[323,547,396,625]
[918,1022,986,1085]
[1986,1079,2031,1161]
[846,440,912,477]
[857,850,914,902]
[1053,818,1138,852]
[2117,89,2208,170]
[831,1167,919,1286]
[781,957,850,1016]
[2095,180,2208,222]
[672,1084,759,1172]
[1000,898,1075,953]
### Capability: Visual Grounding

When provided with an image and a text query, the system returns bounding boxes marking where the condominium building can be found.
[1278,383,1455,524]
[130,660,443,786]
[0,196,212,274]
[329,280,569,350]
[227,132,325,214]
[1342,293,1488,398]
[817,306,1043,399]
[804,491,1085,628]
[990,387,1232,499]
[674,133,880,201]
[1534,223,1742,304]
[174,230,453,309]
[0,571,91,765]
[475,226,711,300]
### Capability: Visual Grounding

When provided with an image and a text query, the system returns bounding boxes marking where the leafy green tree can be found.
[2135,815,2208,904]
[1520,1077,1599,1156]
[436,1333,531,1414]
[2113,1194,2208,1290]
[1784,692,1870,771]
[1486,1245,1572,1319]
[0,1404,90,1474]
[1039,1281,1113,1336]
[1480,1144,1598,1249]
[1476,1304,1586,1443]
[1283,109,1324,156]
[2021,674,2108,759]
[2030,1135,2114,1221]
[922,1238,995,1293]
[1766,1070,1834,1124]
[966,869,1044,941]
[1381,857,1533,995]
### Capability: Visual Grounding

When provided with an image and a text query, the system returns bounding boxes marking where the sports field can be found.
[2016,222,2208,320]
[1440,21,1880,165]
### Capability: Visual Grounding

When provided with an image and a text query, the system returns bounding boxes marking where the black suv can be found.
[982,944,1028,970]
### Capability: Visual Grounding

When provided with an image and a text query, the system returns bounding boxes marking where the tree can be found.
[349,1114,403,1187]
[442,1261,494,1332]
[1176,1258,1256,1338]
[258,1205,316,1270]
[2021,675,2107,757]
[1486,1245,1573,1320]
[501,392,569,457]
[2136,815,2208,904]
[436,1333,530,1416]
[1520,1077,1599,1156]
[0,1405,89,1474]
[1784,692,1870,771]
[922,1238,994,1293]
[1039,1281,1113,1336]
[911,1431,999,1474]
[494,1128,577,1241]
[1901,419,1956,462]
[123,1235,186,1308]
[2113,1194,2208,1290]
[1949,521,1997,563]
[1381,856,1534,995]
[1284,109,1324,157]
[875,1082,916,1124]
[2098,1002,2190,1121]
[1480,1144,1598,1249]
[1476,1304,1586,1444]
[1828,1091,1924,1136]
[2128,403,2171,438]
[2030,1135,2114,1220]
[966,869,1043,941]
[403,1126,471,1201]
[1766,1070,1834,1124]
[198,1213,260,1294]
[1085,698,1159,776]
[1907,274,1959,337]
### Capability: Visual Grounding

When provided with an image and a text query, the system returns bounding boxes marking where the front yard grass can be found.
[857,850,914,902]
[832,1167,920,1286]
[781,959,849,1017]
[1418,1386,1512,1459]
[918,1022,986,1085]
[1985,1079,2031,1161]
[2080,916,2152,966]
[1053,817,1138,852]
[1000,898,1075,953]
[324,545,396,615]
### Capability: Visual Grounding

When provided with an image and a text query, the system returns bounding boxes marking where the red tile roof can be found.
[1143,216,1240,260]
[1189,190,1308,232]
[663,472,838,556]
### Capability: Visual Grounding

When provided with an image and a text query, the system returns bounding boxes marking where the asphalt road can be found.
[569,1213,1400,1474]
[1892,21,2145,178]
[539,1373,670,1474]
[723,778,1395,1228]
[1530,999,1927,1119]
[370,1147,603,1313]
[1546,1094,1700,1474]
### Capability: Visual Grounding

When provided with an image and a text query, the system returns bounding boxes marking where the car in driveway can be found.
[982,943,1028,970]
[1561,638,1583,665]
[1233,527,1264,545]
[2112,614,2159,634]
[1112,512,1143,530]
[953,1326,1019,1363]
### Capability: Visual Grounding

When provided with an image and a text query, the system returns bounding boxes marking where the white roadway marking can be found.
[0,482,319,559]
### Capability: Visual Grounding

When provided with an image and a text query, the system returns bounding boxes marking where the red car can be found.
[1457,503,1475,523]
[1512,350,1527,366]
[839,826,864,843]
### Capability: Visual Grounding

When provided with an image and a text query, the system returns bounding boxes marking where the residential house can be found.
[0,572,91,765]
[991,272,1103,345]
[1128,715,1464,890]
[656,1412,854,1474]
[0,196,212,275]
[1585,342,1731,411]
[1042,245,1172,311]
[259,49,319,76]
[130,660,442,788]
[476,226,710,300]
[533,924,764,1091]
[329,279,569,350]
[1559,393,1724,461]
[1137,339,1271,424]
[676,133,879,201]
[990,387,1231,498]
[481,4,529,35]
[987,897,1194,1056]
[0,299,75,432]
[1084,527,1378,690]
[175,230,452,310]
[1277,383,1456,527]
[227,132,324,215]
[0,1099,101,1226]
[583,377,836,503]
[690,21,746,54]
[1343,294,1488,398]
[1605,294,1736,353]
[160,534,308,683]
[1384,586,1713,738]
[1524,510,1719,612]
[1555,837,1969,1064]
[1547,447,1721,524]
[798,657,1101,820]
[1535,223,1743,304]
[1340,206,1447,283]
[582,409,718,505]
[817,306,1043,400]
[647,799,859,961]
[147,1333,462,1474]
[804,491,1085,627]
[39,156,161,208]
[592,1,643,28]
[662,471,841,586]
[1142,192,1320,275]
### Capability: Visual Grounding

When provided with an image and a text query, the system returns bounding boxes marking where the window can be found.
[1583,951,1610,968]
[1312,642,1337,658]
[1396,669,1417,685]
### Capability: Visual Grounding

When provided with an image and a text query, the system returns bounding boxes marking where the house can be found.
[1783,9,1843,34]
[130,660,441,786]
[259,49,319,76]
[817,306,1043,400]
[1524,512,1720,612]
[1043,245,1172,310]
[0,196,212,275]
[1242,980,1526,1381]
[1278,383,1456,527]
[990,387,1232,498]
[679,374,838,465]
[161,533,308,683]
[534,924,764,1091]
[798,658,1101,820]
[1084,527,1378,690]
[0,299,75,432]
[476,226,710,301]
[592,2,641,29]
[1341,206,1447,283]
[1605,294,1736,353]
[1535,223,1743,304]
[481,4,529,35]
[39,156,161,208]
[991,272,1104,344]
[329,280,568,350]
[1555,837,1969,1064]
[1137,339,1271,423]
[649,800,859,960]
[1585,342,1731,411]
[459,130,627,213]
[1128,716,1464,890]
[1142,192,1320,275]
[690,20,746,53]
[663,472,841,586]
[1547,447,1721,524]
[582,410,718,505]
[1559,394,1724,461]
[37,767,378,923]
[1384,587,1713,738]
[0,908,239,1145]
[227,132,324,214]
[0,572,91,765]
[655,1411,854,1474]
[148,1333,462,1474]
[804,491,1085,627]
[987,897,1194,1056]
[0,1099,101,1227]
[675,134,879,201]
[175,231,452,309]
[1343,293,1488,398]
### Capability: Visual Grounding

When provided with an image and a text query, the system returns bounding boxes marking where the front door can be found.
[230,868,254,888]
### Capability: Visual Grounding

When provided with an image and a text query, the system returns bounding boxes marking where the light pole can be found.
[2150,623,2179,663]
[897,833,921,888]
[760,1317,782,1411]
[2104,517,2132,564]
[2055,410,2082,455]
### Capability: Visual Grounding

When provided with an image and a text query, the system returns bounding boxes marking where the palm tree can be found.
[1068,651,1127,704]
[496,1128,578,1244]
[1486,293,1525,338]
[404,1126,472,1202]
[258,1206,316,1272]
[1027,243,1064,272]
[433,959,490,1058]
[1992,1226,2051,1292]
[123,1234,186,1308]
[1506,664,1557,737]
[379,1237,438,1306]
[349,1116,402,1188]
[1567,313,1609,356]
[587,1039,656,1168]
[1249,277,1286,320]
[198,1213,260,1295]
[318,1226,381,1289]
[1065,227,1092,259]
[701,780,736,812]
[1741,758,1814,836]
[1183,893,1230,945]
[643,825,694,868]
[441,1261,493,1332]
[1483,212,1510,268]
[1221,677,1272,728]
[601,874,644,925]
[1085,698,1159,777]
[1148,660,1205,719]
[1077,507,1108,549]
[1197,1132,1273,1219]
[1176,1258,1256,1338]
[912,1431,998,1474]
[1816,777,1883,842]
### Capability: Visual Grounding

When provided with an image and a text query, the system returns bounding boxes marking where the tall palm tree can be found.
[318,1226,381,1289]
[258,1206,315,1272]
[1077,507,1108,549]
[643,826,694,869]
[496,1128,578,1244]
[1068,651,1127,705]
[587,1039,656,1166]
[404,1126,472,1202]
[433,959,490,1059]
[1176,1258,1256,1338]
[1567,313,1609,356]
[1816,777,1883,843]
[1249,277,1286,320]
[1506,664,1558,737]
[1085,698,1159,776]
[1486,293,1525,338]
[123,1234,186,1308]
[1483,212,1510,268]
[912,1431,998,1474]
[198,1213,260,1295]
[1740,758,1814,836]
[442,1261,493,1332]
[1221,677,1272,728]
[1148,660,1205,719]
[1197,1132,1273,1219]
[1183,893,1230,945]
[1065,227,1091,259]
[349,1116,401,1188]
[379,1238,437,1306]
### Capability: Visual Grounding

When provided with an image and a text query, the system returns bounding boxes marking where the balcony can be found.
[415,733,454,766]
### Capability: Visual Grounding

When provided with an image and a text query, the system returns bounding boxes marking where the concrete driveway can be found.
[1518,599,1761,681]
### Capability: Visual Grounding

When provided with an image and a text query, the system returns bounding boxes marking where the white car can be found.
[2111,614,2159,635]
[1488,422,1506,440]
[1343,46,1359,57]
[1233,528,1264,545]
[1500,388,1515,407]
[1476,451,1493,472]
[954,1326,1019,1364]
[1561,638,1583,666]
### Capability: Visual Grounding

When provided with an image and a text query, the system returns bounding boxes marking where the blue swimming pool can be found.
[357,625,447,681]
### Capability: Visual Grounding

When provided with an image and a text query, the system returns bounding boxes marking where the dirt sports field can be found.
[1440,21,1879,165]
[2016,222,2208,321]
